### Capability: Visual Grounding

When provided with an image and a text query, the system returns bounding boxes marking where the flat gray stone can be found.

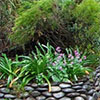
[42,91,52,97]
[0,93,4,98]
[72,86,82,89]
[4,94,16,99]
[32,83,38,88]
[31,91,41,97]
[20,92,29,98]
[66,93,80,97]
[53,92,65,99]
[74,97,85,100]
[36,96,46,100]
[59,97,71,100]
[62,88,75,93]
[24,86,34,91]
[26,97,35,100]
[59,83,71,88]
[51,86,61,92]
[0,88,10,93]
[37,87,48,91]
[46,97,56,100]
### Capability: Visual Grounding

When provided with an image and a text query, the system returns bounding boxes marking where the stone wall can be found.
[0,66,100,100]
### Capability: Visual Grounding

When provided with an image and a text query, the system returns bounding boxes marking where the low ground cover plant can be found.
[0,43,93,90]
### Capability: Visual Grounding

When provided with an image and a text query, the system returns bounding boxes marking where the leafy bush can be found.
[9,0,100,57]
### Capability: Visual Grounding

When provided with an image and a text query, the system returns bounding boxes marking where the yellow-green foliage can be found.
[9,0,57,44]
[72,0,100,53]
[9,0,100,55]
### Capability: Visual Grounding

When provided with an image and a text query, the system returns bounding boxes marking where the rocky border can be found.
[0,66,100,100]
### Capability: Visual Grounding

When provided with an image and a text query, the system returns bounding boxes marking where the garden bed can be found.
[0,66,100,100]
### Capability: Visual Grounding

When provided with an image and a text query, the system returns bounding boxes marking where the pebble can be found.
[59,83,71,88]
[24,86,34,91]
[66,93,80,97]
[0,93,4,98]
[32,83,38,88]
[37,87,48,91]
[53,92,65,99]
[74,96,85,100]
[42,91,52,97]
[72,86,82,89]
[31,91,41,97]
[0,88,10,93]
[59,97,71,100]
[4,94,16,99]
[46,97,56,100]
[62,88,75,93]
[36,96,46,100]
[51,86,61,92]
[20,92,29,98]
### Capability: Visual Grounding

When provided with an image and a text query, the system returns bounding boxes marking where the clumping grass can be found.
[0,43,93,91]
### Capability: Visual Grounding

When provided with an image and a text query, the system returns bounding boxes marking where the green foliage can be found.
[9,0,56,44]
[0,43,93,88]
[9,0,100,58]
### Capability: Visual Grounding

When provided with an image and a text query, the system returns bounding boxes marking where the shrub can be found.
[9,0,100,56]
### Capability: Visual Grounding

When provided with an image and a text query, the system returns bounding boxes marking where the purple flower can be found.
[71,62,74,65]
[60,53,64,57]
[56,47,61,52]
[57,55,62,59]
[68,54,72,58]
[83,56,86,59]
[59,66,63,71]
[71,56,74,60]
[79,59,82,62]
[52,62,56,66]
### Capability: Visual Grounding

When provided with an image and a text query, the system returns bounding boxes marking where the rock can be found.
[59,83,71,89]
[37,87,48,91]
[14,99,22,100]
[87,89,95,95]
[74,96,85,100]
[32,83,38,88]
[82,85,89,90]
[51,86,61,92]
[62,88,75,93]
[96,73,100,77]
[4,94,16,99]
[95,80,99,86]
[53,92,65,99]
[42,91,52,97]
[0,88,10,93]
[66,93,80,97]
[24,86,34,91]
[26,97,35,100]
[31,91,41,97]
[36,96,46,100]
[40,83,48,87]
[52,82,59,86]
[59,97,71,100]
[46,97,56,100]
[77,89,87,94]
[0,93,4,98]
[87,96,94,100]
[72,86,82,90]
[74,82,84,86]
[20,92,29,98]
[80,94,87,99]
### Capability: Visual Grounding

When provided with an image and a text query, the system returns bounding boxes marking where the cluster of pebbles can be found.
[0,66,100,100]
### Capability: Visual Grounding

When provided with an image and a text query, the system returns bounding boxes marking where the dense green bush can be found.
[9,0,100,57]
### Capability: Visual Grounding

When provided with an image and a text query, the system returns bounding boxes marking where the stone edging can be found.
[0,66,100,100]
